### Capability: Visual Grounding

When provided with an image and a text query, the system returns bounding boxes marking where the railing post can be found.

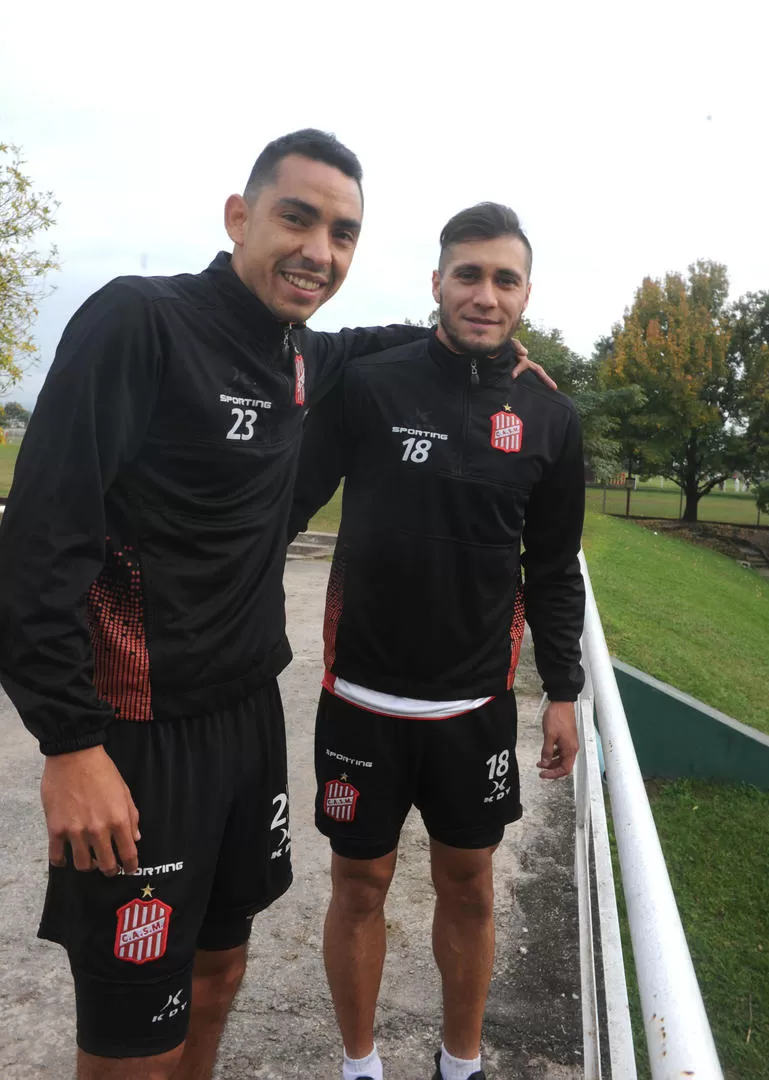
[574,693,602,1079]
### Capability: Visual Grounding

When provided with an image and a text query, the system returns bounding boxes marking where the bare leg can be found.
[78,1045,184,1079]
[430,839,497,1059]
[323,850,397,1058]
[171,944,248,1080]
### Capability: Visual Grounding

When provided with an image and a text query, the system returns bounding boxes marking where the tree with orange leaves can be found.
[602,260,746,522]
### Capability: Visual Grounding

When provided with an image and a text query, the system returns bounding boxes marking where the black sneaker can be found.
[432,1051,486,1080]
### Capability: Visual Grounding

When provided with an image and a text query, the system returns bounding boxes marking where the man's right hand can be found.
[41,745,141,876]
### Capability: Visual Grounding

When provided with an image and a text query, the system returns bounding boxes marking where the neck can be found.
[435,323,461,353]
[227,249,283,324]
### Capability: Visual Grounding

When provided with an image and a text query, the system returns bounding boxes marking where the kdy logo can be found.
[152,989,188,1024]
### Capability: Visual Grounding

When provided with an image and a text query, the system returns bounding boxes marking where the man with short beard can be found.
[290,202,585,1080]
[0,133,545,1080]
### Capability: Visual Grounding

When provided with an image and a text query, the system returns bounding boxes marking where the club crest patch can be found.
[114,897,172,964]
[490,410,523,453]
[294,353,306,406]
[323,779,360,822]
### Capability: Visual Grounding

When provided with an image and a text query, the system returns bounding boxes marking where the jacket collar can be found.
[201,251,299,350]
[427,329,516,384]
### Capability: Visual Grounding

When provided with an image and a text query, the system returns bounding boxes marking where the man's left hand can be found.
[538,700,579,779]
[511,339,558,390]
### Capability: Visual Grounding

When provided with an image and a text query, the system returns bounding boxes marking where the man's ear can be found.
[224,194,249,247]
[521,280,532,317]
[431,270,441,306]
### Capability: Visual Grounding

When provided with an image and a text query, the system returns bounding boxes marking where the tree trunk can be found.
[681,435,700,522]
[682,484,699,522]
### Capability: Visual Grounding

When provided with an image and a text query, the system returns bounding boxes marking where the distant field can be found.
[0,443,19,498]
[313,484,763,530]
[588,485,763,526]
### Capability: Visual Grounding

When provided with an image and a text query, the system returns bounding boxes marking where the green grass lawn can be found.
[613,780,769,1079]
[308,482,344,534]
[582,511,768,734]
[587,485,763,526]
[0,442,19,498]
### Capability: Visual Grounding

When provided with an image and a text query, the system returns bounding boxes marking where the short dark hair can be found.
[244,129,363,203]
[439,202,532,275]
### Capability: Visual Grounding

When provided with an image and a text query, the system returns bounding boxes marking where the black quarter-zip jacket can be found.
[289,333,586,702]
[0,252,426,754]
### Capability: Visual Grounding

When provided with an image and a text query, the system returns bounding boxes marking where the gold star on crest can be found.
[340,773,348,782]
[141,884,155,899]
[503,403,512,412]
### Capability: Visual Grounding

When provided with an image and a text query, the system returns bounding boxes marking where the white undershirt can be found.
[323,672,492,719]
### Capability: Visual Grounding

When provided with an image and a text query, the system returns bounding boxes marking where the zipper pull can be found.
[470,359,479,387]
[281,325,292,364]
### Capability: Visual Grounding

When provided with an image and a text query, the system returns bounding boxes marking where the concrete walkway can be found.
[0,560,582,1079]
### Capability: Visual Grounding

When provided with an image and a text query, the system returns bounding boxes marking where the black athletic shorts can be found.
[315,688,523,860]
[38,681,292,1059]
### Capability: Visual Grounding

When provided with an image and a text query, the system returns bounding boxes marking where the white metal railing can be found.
[570,551,723,1079]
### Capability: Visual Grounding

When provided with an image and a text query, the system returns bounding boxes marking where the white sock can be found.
[439,1044,482,1080]
[342,1044,383,1080]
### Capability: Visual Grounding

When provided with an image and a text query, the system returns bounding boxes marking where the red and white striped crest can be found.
[490,410,523,453]
[294,353,306,406]
[114,897,172,965]
[323,779,360,822]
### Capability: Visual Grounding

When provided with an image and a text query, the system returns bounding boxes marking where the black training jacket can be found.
[289,333,586,702]
[0,252,424,754]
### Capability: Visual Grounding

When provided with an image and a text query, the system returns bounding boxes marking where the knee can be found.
[432,863,494,919]
[78,1043,184,1080]
[192,946,247,1009]
[331,857,394,921]
[151,1044,186,1079]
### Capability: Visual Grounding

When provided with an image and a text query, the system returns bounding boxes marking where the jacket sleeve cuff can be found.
[542,686,580,703]
[39,730,107,757]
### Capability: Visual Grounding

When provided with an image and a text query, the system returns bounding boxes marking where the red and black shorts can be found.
[315,687,523,860]
[38,681,292,1059]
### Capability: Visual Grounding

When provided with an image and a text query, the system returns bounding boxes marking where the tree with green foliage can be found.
[756,481,769,517]
[603,261,746,521]
[517,321,634,482]
[0,143,59,394]
[404,308,439,328]
[2,400,30,426]
[727,290,769,484]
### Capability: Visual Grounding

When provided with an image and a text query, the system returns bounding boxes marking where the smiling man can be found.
[228,149,363,320]
[289,203,586,1080]
[0,132,546,1080]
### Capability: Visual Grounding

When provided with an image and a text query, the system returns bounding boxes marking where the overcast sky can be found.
[2,0,767,406]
